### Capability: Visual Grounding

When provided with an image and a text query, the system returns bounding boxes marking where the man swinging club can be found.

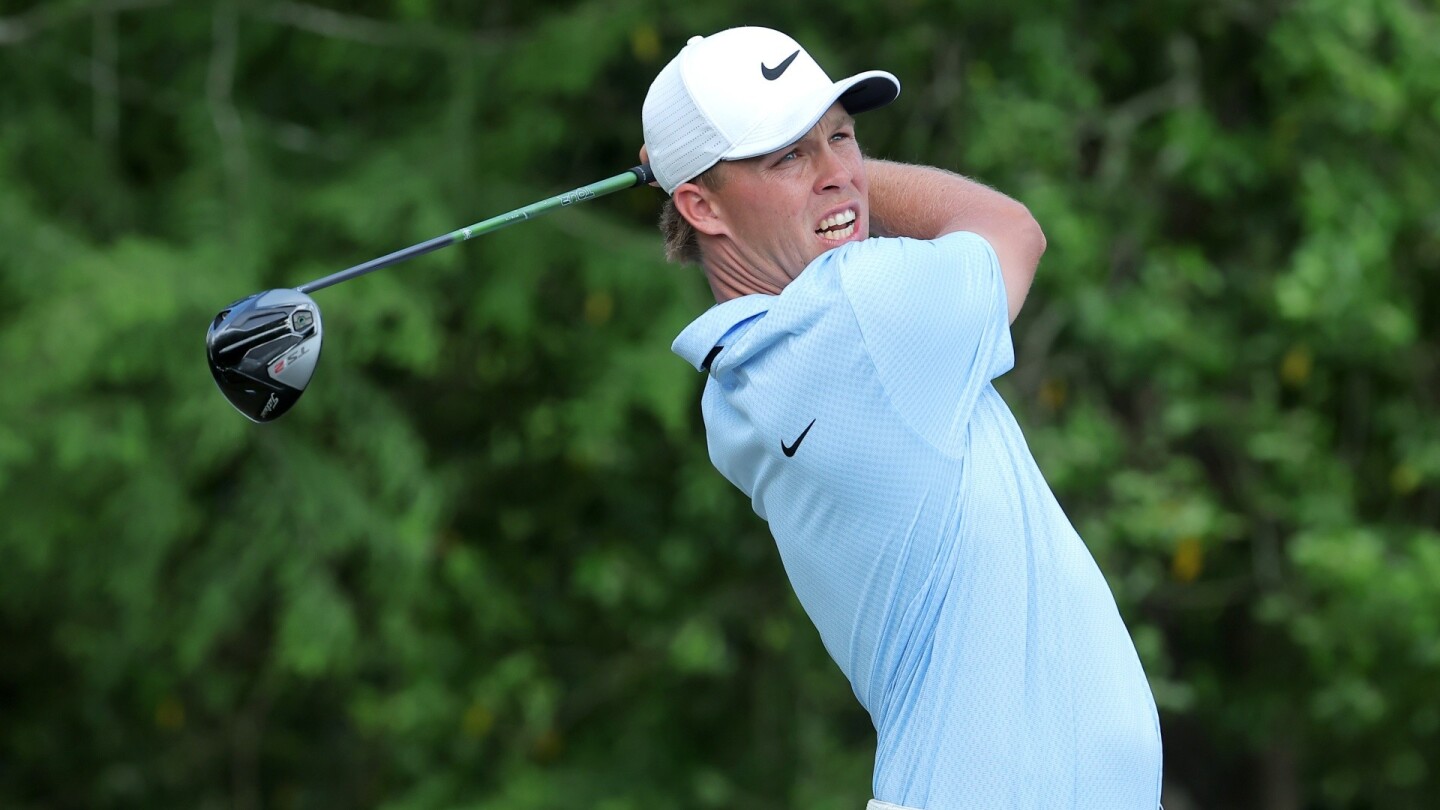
[642,27,1163,809]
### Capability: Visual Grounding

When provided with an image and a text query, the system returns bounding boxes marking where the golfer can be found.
[642,27,1162,809]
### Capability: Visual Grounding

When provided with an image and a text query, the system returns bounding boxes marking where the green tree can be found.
[0,1,1436,808]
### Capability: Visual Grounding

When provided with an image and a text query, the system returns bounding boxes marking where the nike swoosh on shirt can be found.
[761,50,800,81]
[781,419,816,457]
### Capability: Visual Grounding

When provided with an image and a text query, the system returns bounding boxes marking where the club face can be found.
[206,289,323,422]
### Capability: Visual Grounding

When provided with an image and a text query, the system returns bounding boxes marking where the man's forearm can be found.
[865,159,1045,322]
[866,159,1023,239]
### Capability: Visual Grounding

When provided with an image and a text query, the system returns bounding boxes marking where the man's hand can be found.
[866,160,1045,324]
[638,145,661,188]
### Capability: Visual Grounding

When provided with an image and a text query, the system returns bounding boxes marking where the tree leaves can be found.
[2,1,1438,807]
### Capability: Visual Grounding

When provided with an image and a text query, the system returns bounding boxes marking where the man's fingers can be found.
[639,145,660,187]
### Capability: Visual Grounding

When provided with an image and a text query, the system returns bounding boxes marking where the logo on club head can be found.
[272,359,286,374]
[260,393,280,419]
[285,342,310,363]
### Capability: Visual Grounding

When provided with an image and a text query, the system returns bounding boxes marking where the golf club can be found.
[207,164,655,423]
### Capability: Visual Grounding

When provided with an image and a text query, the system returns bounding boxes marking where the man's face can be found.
[700,104,868,287]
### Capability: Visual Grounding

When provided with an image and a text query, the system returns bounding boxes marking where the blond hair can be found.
[659,164,725,265]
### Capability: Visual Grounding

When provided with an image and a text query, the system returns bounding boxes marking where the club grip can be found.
[631,163,657,187]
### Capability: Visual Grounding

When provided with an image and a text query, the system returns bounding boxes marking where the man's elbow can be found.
[1017,203,1046,269]
[1000,204,1044,323]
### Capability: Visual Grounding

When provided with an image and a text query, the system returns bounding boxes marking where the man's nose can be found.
[813,143,852,193]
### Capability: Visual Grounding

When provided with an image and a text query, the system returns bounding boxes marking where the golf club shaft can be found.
[296,164,655,295]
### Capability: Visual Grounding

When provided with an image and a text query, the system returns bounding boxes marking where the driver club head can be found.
[206,288,323,422]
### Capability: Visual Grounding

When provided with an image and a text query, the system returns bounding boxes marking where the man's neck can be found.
[705,270,767,303]
[701,240,785,303]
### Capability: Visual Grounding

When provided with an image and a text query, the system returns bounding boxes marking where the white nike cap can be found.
[642,27,900,194]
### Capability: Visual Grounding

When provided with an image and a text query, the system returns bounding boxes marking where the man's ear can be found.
[672,182,728,237]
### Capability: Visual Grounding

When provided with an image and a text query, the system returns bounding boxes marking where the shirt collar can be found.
[671,294,773,372]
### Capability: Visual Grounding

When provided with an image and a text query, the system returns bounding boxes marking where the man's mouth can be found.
[815,208,858,242]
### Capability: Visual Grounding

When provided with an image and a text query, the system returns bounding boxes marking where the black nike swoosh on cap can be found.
[761,50,801,81]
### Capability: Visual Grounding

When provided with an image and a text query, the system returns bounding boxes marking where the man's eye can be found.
[831,131,852,142]
[778,150,797,163]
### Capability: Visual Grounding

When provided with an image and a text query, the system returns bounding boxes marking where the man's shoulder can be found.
[833,231,995,275]
[831,232,999,320]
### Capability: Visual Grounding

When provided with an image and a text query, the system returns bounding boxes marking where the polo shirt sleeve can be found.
[838,231,1014,454]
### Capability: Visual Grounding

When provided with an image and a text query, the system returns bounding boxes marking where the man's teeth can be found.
[816,209,857,239]
[817,209,857,231]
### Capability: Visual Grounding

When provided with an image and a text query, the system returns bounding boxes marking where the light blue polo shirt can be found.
[673,232,1163,809]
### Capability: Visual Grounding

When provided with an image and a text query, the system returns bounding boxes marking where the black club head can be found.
[206,289,323,422]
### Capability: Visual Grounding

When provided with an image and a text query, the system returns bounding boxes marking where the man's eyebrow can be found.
[763,111,856,159]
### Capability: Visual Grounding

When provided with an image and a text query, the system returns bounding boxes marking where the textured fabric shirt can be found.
[672,232,1163,809]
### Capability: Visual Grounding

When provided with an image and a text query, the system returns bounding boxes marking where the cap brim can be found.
[720,69,901,162]
[836,70,900,115]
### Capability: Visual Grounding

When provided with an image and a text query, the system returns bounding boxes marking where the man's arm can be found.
[866,159,1045,324]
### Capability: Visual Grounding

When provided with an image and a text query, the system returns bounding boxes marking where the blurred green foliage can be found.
[1,0,1438,808]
